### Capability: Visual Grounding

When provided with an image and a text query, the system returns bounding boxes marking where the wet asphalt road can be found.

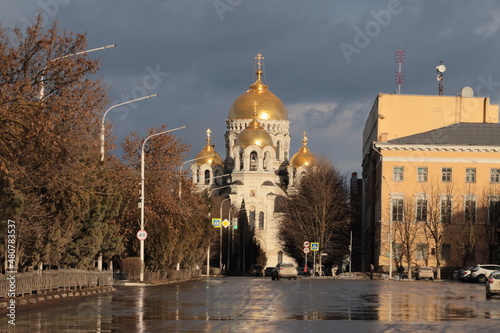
[4,276,500,332]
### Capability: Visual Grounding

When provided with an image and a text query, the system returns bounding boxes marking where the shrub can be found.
[121,257,143,281]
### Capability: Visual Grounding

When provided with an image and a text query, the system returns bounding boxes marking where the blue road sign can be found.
[311,242,319,251]
[212,218,221,228]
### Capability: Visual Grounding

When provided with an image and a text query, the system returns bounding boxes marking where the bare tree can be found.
[278,157,351,269]
[421,181,458,280]
[391,196,420,279]
[479,184,500,263]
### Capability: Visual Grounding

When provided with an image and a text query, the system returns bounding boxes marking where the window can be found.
[416,244,427,261]
[258,212,264,229]
[250,152,258,171]
[441,168,452,182]
[204,170,210,185]
[441,244,451,261]
[464,199,476,223]
[393,167,404,182]
[489,196,500,225]
[416,199,428,222]
[417,167,428,182]
[491,168,500,183]
[440,197,452,223]
[392,199,404,222]
[249,210,256,227]
[466,168,476,183]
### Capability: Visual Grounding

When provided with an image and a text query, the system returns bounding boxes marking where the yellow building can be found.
[362,93,500,277]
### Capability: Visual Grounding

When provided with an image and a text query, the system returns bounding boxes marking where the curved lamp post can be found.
[39,44,116,100]
[139,126,187,282]
[100,94,158,162]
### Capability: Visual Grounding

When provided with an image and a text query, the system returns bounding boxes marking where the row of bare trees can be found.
[389,182,500,279]
[0,17,215,273]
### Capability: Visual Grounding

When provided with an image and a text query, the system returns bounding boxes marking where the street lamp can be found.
[38,44,116,100]
[100,94,158,162]
[219,197,231,271]
[139,125,187,282]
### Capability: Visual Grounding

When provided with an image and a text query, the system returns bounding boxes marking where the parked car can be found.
[249,264,263,276]
[271,263,298,280]
[453,266,474,282]
[486,271,500,298]
[470,264,500,283]
[415,266,434,280]
[264,267,274,277]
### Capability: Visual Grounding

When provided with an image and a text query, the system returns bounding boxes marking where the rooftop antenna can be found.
[395,49,405,94]
[436,61,446,95]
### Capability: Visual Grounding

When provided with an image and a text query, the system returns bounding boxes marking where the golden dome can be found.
[228,54,288,121]
[195,129,223,165]
[290,132,316,168]
[235,112,274,148]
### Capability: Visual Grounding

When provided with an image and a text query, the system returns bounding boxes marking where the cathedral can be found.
[190,54,316,269]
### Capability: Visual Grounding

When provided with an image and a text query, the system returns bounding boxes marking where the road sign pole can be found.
[305,252,308,274]
[313,251,316,277]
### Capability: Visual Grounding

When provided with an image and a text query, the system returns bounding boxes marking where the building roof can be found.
[387,122,500,146]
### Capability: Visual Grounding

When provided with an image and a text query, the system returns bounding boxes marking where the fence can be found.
[0,269,113,298]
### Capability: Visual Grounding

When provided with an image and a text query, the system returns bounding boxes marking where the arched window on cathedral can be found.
[196,170,200,184]
[258,212,264,229]
[249,209,256,227]
[214,169,221,185]
[276,141,281,160]
[204,170,210,185]
[239,151,244,170]
[250,151,258,171]
[263,152,270,170]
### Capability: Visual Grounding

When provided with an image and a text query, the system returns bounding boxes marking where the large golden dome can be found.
[228,54,288,121]
[195,129,223,165]
[235,114,274,148]
[290,132,316,168]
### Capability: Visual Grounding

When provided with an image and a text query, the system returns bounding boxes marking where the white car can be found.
[486,271,500,298]
[470,264,500,283]
[271,263,298,280]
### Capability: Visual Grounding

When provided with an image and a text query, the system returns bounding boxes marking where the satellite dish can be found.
[461,86,474,97]
[436,64,446,73]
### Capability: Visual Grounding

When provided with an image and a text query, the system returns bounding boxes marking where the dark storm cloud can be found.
[3,0,500,172]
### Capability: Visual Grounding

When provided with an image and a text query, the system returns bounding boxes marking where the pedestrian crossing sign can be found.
[311,242,319,251]
[212,218,221,228]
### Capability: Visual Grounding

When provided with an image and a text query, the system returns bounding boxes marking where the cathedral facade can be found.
[191,55,315,269]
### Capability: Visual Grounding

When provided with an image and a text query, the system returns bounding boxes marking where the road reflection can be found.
[4,277,500,332]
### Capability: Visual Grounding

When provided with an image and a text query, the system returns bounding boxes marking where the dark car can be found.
[249,264,263,276]
[264,267,274,277]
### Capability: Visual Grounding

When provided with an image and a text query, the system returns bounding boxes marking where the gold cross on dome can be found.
[255,53,264,70]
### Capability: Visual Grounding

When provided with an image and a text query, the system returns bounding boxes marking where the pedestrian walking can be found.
[398,265,405,280]
[370,264,374,280]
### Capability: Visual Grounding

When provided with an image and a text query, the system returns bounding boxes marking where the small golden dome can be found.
[290,132,316,168]
[228,54,288,121]
[235,111,274,148]
[195,129,223,165]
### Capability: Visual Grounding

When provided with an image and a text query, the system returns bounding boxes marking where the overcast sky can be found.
[3,0,500,174]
